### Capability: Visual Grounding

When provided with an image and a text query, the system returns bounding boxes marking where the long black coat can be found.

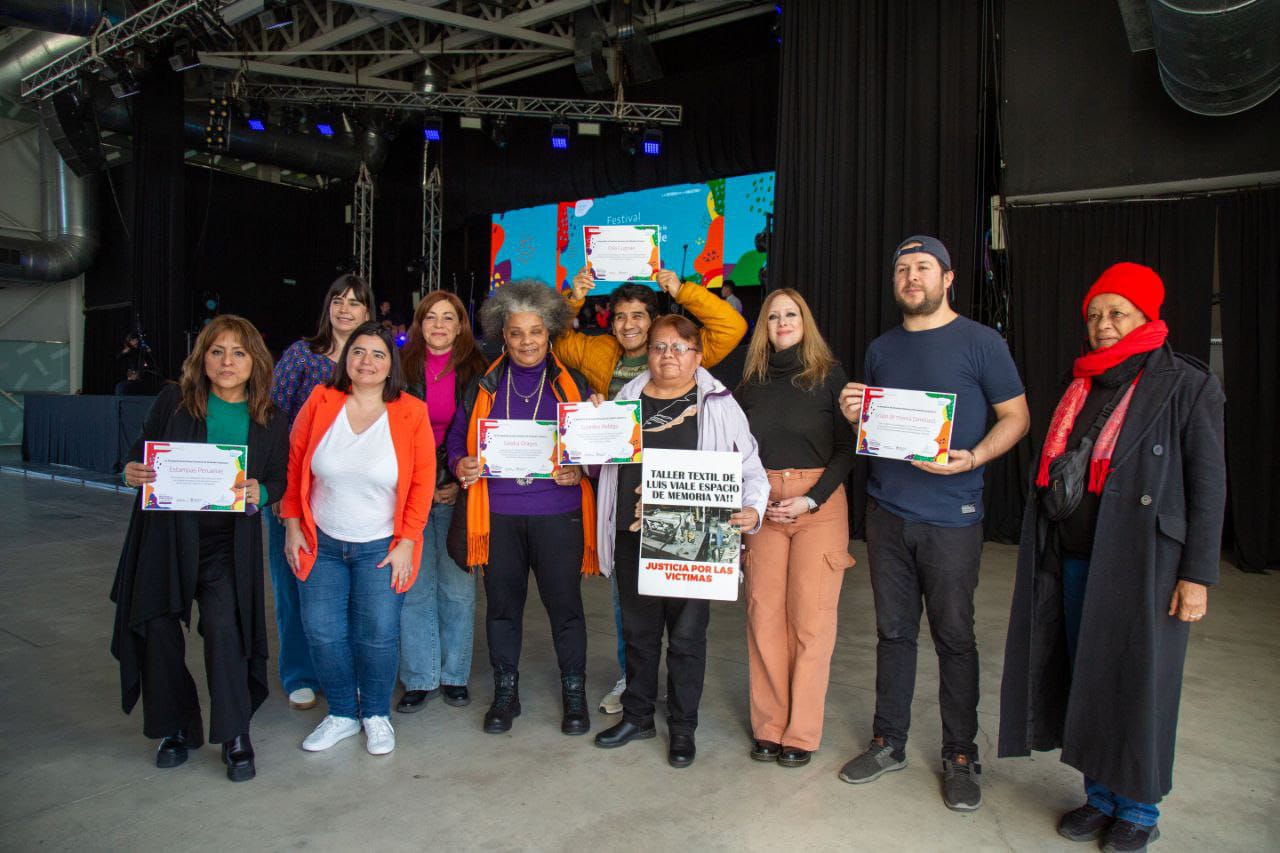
[998,344,1226,803]
[109,384,289,741]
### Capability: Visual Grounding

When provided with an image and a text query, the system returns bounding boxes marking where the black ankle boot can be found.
[221,733,255,782]
[483,670,521,734]
[560,673,590,735]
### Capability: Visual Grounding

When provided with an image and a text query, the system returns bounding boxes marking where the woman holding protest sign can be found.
[592,314,769,768]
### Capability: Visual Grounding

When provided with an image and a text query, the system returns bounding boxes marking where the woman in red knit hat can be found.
[998,262,1227,853]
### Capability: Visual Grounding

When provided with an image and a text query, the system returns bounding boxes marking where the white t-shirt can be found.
[309,406,398,542]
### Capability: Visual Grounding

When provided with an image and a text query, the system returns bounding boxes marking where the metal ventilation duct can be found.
[0,30,87,119]
[1149,0,1280,116]
[0,129,98,283]
[0,0,129,36]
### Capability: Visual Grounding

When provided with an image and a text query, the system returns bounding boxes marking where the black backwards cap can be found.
[891,235,952,271]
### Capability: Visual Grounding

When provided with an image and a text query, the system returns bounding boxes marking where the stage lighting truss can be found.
[235,83,683,128]
[419,141,443,296]
[550,122,570,150]
[20,0,230,102]
[352,163,375,284]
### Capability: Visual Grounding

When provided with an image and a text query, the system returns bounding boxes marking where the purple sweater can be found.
[447,358,581,516]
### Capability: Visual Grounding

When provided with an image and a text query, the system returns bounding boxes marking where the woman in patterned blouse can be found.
[267,274,375,710]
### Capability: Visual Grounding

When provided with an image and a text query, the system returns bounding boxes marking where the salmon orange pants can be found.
[745,469,854,751]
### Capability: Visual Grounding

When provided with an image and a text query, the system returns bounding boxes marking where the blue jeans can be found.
[267,507,319,693]
[399,503,476,690]
[610,572,626,679]
[1063,557,1160,827]
[298,530,404,719]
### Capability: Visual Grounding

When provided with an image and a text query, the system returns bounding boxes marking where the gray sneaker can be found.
[941,757,982,811]
[838,739,907,784]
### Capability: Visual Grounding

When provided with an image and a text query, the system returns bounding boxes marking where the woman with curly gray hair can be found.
[446,280,600,736]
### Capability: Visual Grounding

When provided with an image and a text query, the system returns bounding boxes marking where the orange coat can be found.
[279,384,436,587]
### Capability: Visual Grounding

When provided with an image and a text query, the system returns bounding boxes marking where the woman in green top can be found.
[111,315,289,783]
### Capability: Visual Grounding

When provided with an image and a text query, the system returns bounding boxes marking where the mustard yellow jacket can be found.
[556,281,747,395]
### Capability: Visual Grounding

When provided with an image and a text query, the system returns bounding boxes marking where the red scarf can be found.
[1036,321,1168,493]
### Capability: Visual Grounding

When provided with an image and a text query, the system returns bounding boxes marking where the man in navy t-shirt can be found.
[835,235,1029,813]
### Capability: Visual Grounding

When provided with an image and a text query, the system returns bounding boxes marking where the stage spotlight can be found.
[550,122,570,150]
[489,117,509,150]
[168,38,200,73]
[259,0,293,31]
[103,56,143,99]
[414,63,444,94]
[314,110,336,137]
[247,117,266,131]
[459,115,483,131]
[576,121,601,137]
[423,116,443,142]
[339,111,355,136]
[620,125,641,156]
[642,128,663,156]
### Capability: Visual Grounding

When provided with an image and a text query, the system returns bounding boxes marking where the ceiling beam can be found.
[358,0,594,78]
[336,0,573,50]
[276,1,448,64]
[198,54,414,90]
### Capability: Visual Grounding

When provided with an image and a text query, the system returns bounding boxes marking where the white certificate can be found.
[557,399,643,465]
[583,224,661,282]
[478,419,558,479]
[855,387,957,464]
[142,441,248,512]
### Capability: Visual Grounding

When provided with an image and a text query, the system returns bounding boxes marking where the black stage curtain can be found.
[770,0,986,533]
[1218,186,1280,572]
[992,199,1217,541]
[130,66,187,378]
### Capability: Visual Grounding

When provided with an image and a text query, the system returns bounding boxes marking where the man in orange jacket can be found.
[556,265,747,714]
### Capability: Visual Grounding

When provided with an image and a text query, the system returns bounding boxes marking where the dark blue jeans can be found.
[1062,557,1160,827]
[267,507,319,693]
[298,530,404,719]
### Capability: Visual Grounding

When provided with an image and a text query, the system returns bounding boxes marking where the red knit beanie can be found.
[1081,262,1164,322]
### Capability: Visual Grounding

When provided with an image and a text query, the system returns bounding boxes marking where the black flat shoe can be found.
[396,688,441,714]
[594,720,656,749]
[156,731,190,768]
[777,746,812,767]
[668,733,696,768]
[222,734,255,782]
[442,685,470,707]
[750,739,782,761]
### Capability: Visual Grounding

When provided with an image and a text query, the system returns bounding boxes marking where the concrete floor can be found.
[1,473,1277,852]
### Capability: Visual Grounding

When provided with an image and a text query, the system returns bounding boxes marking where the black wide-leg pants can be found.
[140,517,251,746]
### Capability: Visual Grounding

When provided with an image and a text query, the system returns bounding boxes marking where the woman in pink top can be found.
[395,291,490,711]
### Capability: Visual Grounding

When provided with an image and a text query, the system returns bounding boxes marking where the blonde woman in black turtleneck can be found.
[733,288,855,768]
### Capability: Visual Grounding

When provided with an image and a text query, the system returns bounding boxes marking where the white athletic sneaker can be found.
[363,715,396,755]
[598,677,626,714]
[288,687,317,710]
[301,715,360,751]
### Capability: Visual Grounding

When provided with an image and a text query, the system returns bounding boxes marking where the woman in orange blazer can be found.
[279,323,434,757]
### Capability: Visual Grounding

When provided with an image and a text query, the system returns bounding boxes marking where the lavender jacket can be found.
[595,366,770,578]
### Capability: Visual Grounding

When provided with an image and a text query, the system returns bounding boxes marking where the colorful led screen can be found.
[490,171,774,294]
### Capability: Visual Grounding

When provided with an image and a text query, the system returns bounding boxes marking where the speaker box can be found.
[39,88,107,176]
[574,9,612,94]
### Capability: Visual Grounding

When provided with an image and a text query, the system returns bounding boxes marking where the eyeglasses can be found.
[649,342,700,356]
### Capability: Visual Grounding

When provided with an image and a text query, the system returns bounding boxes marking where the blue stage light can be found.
[550,122,570,150]
[316,123,335,137]
[248,118,266,131]
[642,128,663,156]
[423,117,443,142]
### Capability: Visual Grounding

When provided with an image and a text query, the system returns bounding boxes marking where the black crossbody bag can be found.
[1039,381,1131,522]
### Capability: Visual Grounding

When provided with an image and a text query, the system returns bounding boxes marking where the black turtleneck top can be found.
[733,345,854,506]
